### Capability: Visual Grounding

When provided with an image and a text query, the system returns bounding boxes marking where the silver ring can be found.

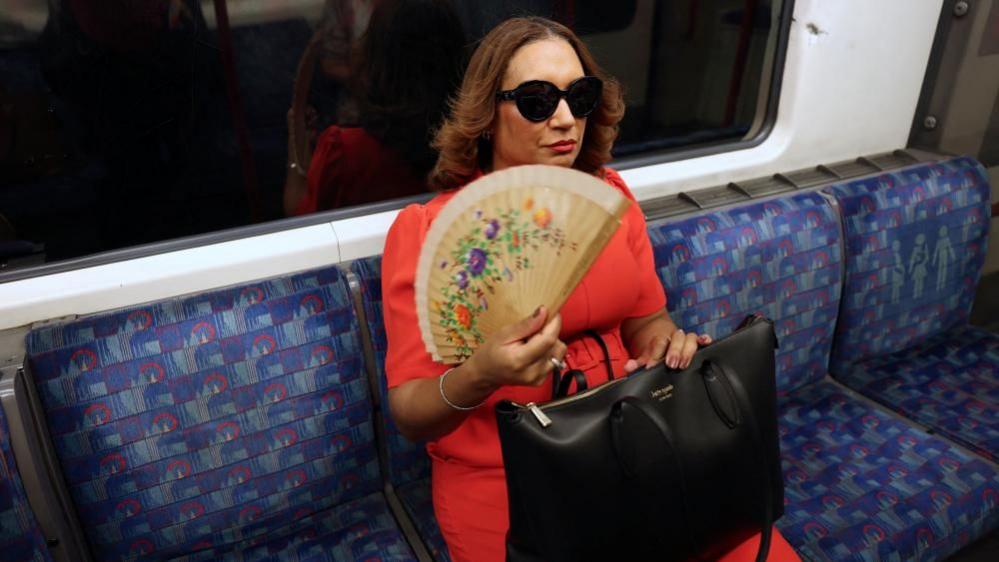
[550,357,567,370]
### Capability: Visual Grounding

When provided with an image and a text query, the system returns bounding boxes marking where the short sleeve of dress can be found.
[382,204,450,389]
[602,168,668,317]
[295,126,345,216]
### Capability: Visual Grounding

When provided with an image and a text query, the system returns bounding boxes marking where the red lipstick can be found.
[547,140,577,154]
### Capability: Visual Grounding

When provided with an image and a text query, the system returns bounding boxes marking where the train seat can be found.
[11,156,998,562]
[824,157,999,463]
[0,401,52,562]
[647,174,999,561]
[22,267,417,561]
[351,257,452,561]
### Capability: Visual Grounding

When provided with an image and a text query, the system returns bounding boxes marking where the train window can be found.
[0,0,787,274]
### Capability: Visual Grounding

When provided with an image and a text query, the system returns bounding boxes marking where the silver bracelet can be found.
[439,367,485,411]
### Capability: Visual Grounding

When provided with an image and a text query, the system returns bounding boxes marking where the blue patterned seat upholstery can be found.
[396,480,451,562]
[834,325,999,463]
[168,494,415,562]
[647,187,999,560]
[779,383,999,561]
[350,258,432,488]
[825,157,999,462]
[24,267,415,561]
[649,191,842,395]
[351,257,451,561]
[0,405,52,562]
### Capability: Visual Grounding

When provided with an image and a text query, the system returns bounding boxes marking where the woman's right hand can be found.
[387,306,565,442]
[466,306,566,390]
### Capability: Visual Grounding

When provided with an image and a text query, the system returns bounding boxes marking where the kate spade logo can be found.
[650,384,674,401]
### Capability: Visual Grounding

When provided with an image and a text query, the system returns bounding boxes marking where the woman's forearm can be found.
[389,361,499,442]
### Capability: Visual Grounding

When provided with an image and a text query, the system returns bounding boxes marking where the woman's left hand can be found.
[623,328,712,373]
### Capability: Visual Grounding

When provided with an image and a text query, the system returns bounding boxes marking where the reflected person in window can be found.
[380,16,801,562]
[283,0,466,215]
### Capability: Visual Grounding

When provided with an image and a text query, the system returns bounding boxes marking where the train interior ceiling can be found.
[0,0,999,561]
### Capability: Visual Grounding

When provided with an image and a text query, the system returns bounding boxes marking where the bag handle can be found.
[551,330,615,400]
[609,362,775,562]
[610,396,700,557]
[585,329,615,381]
[702,360,775,562]
[555,369,588,398]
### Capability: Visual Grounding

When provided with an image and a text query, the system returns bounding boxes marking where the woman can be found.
[283,0,466,215]
[382,17,800,562]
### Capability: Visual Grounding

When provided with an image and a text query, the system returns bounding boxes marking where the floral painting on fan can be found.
[415,165,630,364]
[434,198,579,359]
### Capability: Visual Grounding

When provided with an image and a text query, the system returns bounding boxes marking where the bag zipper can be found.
[513,378,628,427]
[525,403,552,427]
[508,315,773,428]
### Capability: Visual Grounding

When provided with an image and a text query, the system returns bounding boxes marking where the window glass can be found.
[0,0,785,271]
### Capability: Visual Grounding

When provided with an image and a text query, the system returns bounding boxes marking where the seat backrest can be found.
[647,191,844,396]
[0,403,52,562]
[24,266,381,561]
[824,157,992,374]
[350,257,431,488]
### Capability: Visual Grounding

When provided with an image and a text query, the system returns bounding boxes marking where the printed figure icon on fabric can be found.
[932,225,955,292]
[892,240,904,303]
[888,225,958,303]
[909,233,929,299]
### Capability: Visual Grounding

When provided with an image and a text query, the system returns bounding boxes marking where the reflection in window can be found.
[0,0,785,271]
[283,0,466,216]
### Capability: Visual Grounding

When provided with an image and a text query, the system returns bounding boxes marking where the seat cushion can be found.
[647,191,843,396]
[396,479,451,562]
[834,324,999,463]
[778,380,999,561]
[0,405,52,562]
[166,492,414,561]
[25,267,384,561]
[351,257,431,487]
[825,157,991,373]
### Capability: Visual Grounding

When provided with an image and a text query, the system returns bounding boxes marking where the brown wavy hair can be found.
[428,17,625,191]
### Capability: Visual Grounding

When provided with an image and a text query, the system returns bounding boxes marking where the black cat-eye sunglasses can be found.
[496,76,603,122]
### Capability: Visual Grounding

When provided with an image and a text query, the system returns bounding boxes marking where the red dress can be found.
[295,126,427,215]
[382,168,800,562]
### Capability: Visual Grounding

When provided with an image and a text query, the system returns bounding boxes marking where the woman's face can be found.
[491,38,588,171]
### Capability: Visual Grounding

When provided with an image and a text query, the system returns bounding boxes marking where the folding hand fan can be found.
[415,165,630,363]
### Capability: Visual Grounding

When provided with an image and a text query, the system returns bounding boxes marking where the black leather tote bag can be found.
[496,315,784,562]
